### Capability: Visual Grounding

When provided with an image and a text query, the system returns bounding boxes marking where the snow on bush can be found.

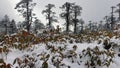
[0,30,120,68]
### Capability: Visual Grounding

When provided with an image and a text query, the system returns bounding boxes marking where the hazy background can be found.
[0,0,120,24]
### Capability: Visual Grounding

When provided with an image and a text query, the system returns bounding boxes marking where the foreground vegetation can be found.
[0,30,119,68]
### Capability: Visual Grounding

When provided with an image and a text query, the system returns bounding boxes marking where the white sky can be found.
[0,0,120,25]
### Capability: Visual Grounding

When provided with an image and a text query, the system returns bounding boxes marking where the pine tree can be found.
[3,15,10,34]
[71,5,82,33]
[88,21,92,31]
[15,0,36,32]
[10,19,17,34]
[33,19,45,34]
[104,16,110,30]
[115,3,120,21]
[79,19,84,33]
[110,6,116,30]
[42,4,57,29]
[60,2,75,33]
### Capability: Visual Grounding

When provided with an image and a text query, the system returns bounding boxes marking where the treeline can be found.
[14,0,120,34]
[14,0,84,34]
[0,15,17,34]
[1,0,120,35]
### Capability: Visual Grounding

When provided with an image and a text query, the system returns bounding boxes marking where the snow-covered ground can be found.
[0,35,119,68]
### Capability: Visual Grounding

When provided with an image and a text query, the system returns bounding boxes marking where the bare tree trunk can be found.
[48,12,51,28]
[66,13,70,33]
[81,24,83,33]
[118,5,120,21]
[26,1,30,32]
[74,20,77,34]
[46,7,52,29]
[66,4,70,33]
[74,12,77,34]
[111,7,115,31]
